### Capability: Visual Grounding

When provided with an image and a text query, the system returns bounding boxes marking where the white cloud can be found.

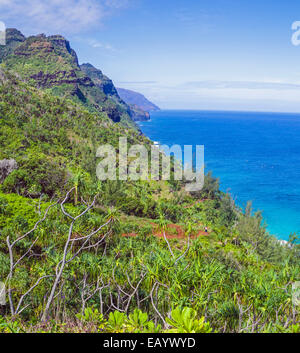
[0,0,130,35]
[87,38,115,51]
[104,0,129,9]
[180,80,300,90]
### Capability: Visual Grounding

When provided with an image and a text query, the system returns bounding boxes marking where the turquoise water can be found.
[139,110,300,240]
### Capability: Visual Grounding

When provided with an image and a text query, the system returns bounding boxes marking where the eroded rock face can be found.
[80,63,119,97]
[29,70,94,89]
[5,28,26,45]
[0,159,18,183]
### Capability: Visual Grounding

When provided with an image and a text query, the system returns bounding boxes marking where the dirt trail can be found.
[122,223,210,240]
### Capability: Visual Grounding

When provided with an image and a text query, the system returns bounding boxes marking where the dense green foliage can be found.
[0,69,148,197]
[0,31,299,334]
[0,186,299,333]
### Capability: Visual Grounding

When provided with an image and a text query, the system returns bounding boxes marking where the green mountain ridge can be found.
[0,67,149,197]
[0,28,136,128]
[80,63,152,122]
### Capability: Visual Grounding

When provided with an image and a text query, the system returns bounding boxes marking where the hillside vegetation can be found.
[0,30,299,333]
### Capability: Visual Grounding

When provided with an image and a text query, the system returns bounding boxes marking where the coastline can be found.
[139,109,300,240]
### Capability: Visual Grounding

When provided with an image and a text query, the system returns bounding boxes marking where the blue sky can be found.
[2,0,300,111]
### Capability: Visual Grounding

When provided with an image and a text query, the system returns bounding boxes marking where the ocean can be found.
[138,110,300,240]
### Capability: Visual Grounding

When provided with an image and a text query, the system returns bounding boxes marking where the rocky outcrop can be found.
[80,63,119,97]
[0,28,26,62]
[129,104,151,121]
[5,28,26,45]
[80,64,158,121]
[0,159,18,183]
[80,63,133,123]
[30,69,94,89]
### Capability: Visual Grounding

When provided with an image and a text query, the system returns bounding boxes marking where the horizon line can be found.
[153,108,300,115]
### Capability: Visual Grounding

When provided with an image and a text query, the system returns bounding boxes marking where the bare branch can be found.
[15,275,53,315]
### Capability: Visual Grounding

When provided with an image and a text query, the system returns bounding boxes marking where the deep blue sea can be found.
[138,110,300,240]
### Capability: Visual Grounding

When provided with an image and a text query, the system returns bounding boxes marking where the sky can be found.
[2,0,300,111]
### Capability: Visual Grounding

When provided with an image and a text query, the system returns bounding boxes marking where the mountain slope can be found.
[127,103,151,121]
[80,63,120,98]
[80,63,150,122]
[0,28,136,128]
[79,62,132,119]
[0,28,26,62]
[0,68,148,197]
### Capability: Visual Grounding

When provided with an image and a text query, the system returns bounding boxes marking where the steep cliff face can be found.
[80,62,132,119]
[80,63,119,97]
[0,28,26,62]
[0,29,135,126]
[80,63,150,124]
[81,63,159,122]
[1,31,82,85]
[127,104,151,121]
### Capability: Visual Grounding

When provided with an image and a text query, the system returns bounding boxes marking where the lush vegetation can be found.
[0,31,299,334]
[0,181,299,333]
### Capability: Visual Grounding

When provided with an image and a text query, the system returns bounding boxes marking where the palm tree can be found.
[158,211,174,259]
[71,171,84,205]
